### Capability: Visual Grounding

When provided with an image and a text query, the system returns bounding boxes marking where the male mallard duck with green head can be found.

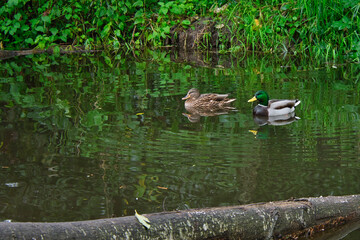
[182,88,236,109]
[248,90,300,116]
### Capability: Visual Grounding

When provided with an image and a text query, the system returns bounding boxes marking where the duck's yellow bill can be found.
[182,95,190,100]
[247,96,257,102]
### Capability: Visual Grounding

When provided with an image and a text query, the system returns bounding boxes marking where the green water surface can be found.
[0,51,360,238]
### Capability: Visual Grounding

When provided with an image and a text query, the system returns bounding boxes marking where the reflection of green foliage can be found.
[1,51,360,132]
[81,110,107,128]
[133,174,161,202]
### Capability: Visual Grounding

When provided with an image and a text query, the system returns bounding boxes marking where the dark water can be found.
[1,51,360,238]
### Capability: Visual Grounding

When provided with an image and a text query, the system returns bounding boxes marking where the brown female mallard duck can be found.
[182,88,236,109]
[248,90,300,116]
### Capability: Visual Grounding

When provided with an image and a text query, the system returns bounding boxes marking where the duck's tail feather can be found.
[225,98,236,104]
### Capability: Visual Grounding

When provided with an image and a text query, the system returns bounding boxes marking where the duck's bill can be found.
[182,95,190,100]
[248,96,257,102]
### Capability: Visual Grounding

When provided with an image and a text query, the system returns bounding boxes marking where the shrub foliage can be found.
[0,0,359,61]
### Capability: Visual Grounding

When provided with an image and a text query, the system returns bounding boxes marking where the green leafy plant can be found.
[1,0,360,61]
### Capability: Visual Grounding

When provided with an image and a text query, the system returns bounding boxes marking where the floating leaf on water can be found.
[135,210,151,229]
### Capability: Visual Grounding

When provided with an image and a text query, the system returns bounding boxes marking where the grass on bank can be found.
[0,0,359,62]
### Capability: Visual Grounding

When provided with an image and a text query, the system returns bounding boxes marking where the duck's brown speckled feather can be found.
[182,88,236,109]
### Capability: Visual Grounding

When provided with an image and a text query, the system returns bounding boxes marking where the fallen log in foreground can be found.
[1,195,360,240]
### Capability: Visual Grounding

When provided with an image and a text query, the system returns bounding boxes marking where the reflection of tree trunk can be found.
[236,161,260,204]
[1,195,359,240]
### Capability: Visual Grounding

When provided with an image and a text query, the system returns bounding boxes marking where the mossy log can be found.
[1,195,360,240]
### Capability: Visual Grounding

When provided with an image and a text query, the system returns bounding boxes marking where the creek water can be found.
[0,51,360,238]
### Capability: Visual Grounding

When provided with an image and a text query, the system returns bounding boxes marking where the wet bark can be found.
[300,218,360,240]
[0,195,359,240]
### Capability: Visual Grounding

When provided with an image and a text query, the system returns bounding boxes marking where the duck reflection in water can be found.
[249,113,300,139]
[181,88,236,123]
[253,112,300,126]
[182,107,235,123]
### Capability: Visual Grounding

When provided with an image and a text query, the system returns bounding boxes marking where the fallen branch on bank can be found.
[0,47,100,60]
[1,195,359,240]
